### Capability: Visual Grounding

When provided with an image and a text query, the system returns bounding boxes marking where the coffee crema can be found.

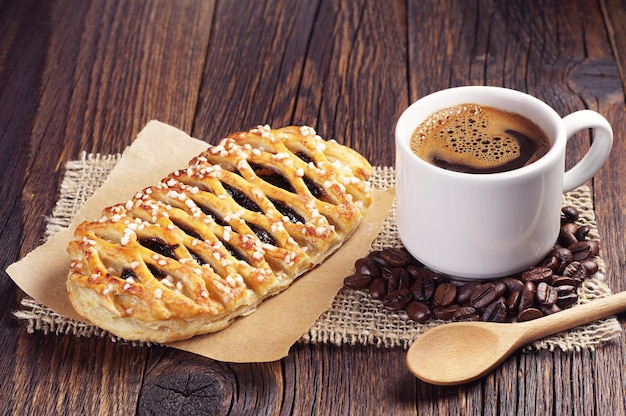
[410,104,551,174]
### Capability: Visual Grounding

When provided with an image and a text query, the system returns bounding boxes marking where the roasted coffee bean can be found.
[432,305,459,320]
[558,228,578,247]
[433,283,457,307]
[538,254,560,271]
[368,278,387,300]
[517,307,543,322]
[470,283,505,309]
[366,250,388,268]
[481,298,507,322]
[551,275,578,287]
[562,261,586,283]
[555,284,578,307]
[387,267,411,291]
[561,222,578,234]
[521,267,553,284]
[501,277,524,294]
[406,301,432,322]
[553,247,574,264]
[383,289,412,310]
[410,275,435,301]
[343,273,372,290]
[568,241,594,261]
[562,206,580,222]
[380,247,411,267]
[518,281,537,311]
[381,267,394,280]
[506,290,521,312]
[456,281,481,304]
[536,282,558,306]
[580,259,599,275]
[575,225,591,241]
[387,272,400,293]
[453,306,480,322]
[540,303,562,315]
[354,258,381,278]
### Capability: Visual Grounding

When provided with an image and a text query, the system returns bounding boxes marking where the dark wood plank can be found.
[2,0,215,414]
[2,0,625,414]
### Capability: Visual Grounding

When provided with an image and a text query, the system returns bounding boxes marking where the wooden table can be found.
[2,0,625,414]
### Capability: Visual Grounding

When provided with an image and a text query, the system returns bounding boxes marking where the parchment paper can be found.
[6,120,395,362]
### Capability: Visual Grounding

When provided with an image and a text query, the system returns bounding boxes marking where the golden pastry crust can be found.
[66,125,373,343]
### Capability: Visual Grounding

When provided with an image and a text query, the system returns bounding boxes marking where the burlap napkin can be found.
[14,154,623,352]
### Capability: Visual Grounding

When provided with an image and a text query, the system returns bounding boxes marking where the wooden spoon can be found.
[406,290,626,385]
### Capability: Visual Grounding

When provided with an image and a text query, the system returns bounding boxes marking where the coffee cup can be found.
[395,86,613,279]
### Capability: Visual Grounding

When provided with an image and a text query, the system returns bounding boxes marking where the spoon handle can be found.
[518,289,626,343]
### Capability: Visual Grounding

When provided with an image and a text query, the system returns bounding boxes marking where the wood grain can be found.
[1,0,625,414]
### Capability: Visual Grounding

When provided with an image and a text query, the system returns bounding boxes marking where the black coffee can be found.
[410,104,551,174]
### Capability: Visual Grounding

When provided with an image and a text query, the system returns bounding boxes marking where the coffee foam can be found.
[410,104,545,171]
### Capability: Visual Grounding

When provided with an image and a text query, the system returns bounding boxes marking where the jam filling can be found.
[248,162,296,193]
[222,183,263,213]
[269,197,305,224]
[121,268,137,280]
[171,220,202,240]
[197,204,228,227]
[248,223,278,246]
[138,237,178,259]
[187,249,205,265]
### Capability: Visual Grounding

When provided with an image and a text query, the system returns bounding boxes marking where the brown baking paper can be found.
[6,120,395,362]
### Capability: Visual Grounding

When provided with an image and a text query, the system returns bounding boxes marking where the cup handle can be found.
[561,110,613,192]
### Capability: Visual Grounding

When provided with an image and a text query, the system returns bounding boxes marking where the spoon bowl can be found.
[406,290,626,385]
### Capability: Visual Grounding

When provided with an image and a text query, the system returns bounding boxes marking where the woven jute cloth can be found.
[15,153,623,351]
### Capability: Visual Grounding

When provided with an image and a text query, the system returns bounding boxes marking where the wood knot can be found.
[138,353,233,416]
[567,58,622,104]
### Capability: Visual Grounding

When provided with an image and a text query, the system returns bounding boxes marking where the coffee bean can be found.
[575,225,591,241]
[410,275,435,301]
[344,273,372,290]
[540,303,562,315]
[432,305,459,320]
[506,290,521,312]
[562,206,579,222]
[481,298,507,322]
[568,241,594,261]
[406,301,432,322]
[380,247,411,267]
[367,250,388,268]
[387,269,410,293]
[558,228,578,247]
[383,289,412,310]
[517,307,543,322]
[580,259,599,275]
[456,282,481,304]
[368,278,387,300]
[354,258,380,278]
[536,282,558,306]
[555,284,578,307]
[381,267,394,280]
[562,261,586,283]
[470,283,505,309]
[501,277,524,294]
[433,283,457,307]
[521,267,553,284]
[538,255,560,271]
[518,281,536,311]
[453,306,480,322]
[553,247,574,264]
[551,275,578,287]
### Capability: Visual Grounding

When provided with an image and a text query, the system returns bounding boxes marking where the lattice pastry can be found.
[66,125,373,343]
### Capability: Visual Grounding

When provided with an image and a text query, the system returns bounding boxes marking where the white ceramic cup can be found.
[395,86,613,279]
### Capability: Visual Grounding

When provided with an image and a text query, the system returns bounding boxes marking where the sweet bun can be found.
[66,125,373,343]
